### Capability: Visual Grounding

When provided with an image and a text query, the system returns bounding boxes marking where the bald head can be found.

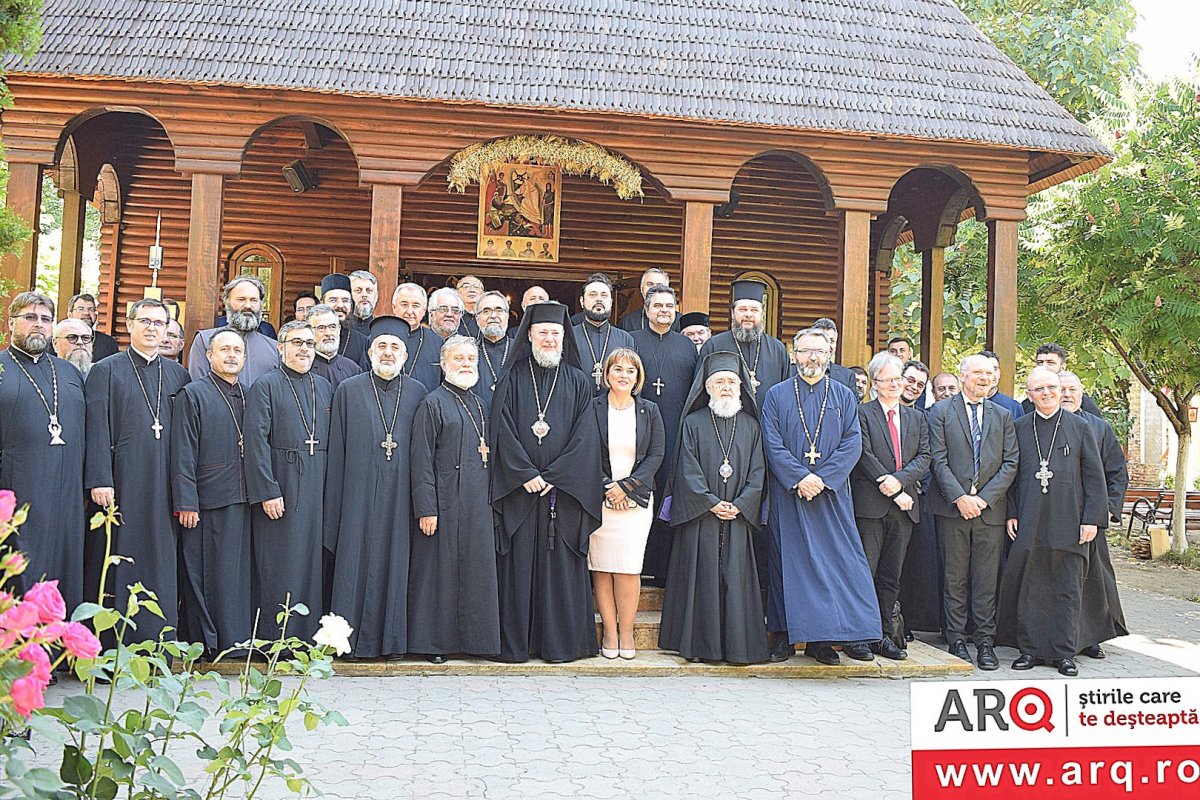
[1025,366,1062,415]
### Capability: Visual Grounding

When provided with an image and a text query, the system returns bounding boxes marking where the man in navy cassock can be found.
[761,327,881,665]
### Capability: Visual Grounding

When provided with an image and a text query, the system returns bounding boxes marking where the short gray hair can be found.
[393,282,428,303]
[277,320,313,341]
[792,328,832,350]
[429,287,464,310]
[644,285,676,307]
[476,290,509,311]
[306,303,337,319]
[440,334,478,361]
[867,351,904,382]
[222,275,265,304]
[348,270,376,285]
[958,353,992,377]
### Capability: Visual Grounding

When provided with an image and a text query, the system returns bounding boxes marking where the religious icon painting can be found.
[477,162,561,262]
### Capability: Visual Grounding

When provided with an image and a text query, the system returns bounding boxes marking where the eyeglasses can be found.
[458,282,484,291]
[15,313,53,324]
[312,323,341,333]
[164,333,183,341]
[873,376,903,385]
[796,348,830,357]
[59,333,94,344]
[132,318,167,329]
[430,305,463,316]
[478,306,507,316]
[1029,385,1060,393]
[284,339,317,348]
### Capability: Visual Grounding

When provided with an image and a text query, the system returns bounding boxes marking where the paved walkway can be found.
[37,585,1200,799]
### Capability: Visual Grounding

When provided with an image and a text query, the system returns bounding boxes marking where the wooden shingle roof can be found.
[7,0,1110,159]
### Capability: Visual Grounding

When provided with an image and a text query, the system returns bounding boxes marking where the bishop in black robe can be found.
[0,345,86,612]
[85,347,191,643]
[659,352,769,664]
[490,302,602,662]
[409,379,501,658]
[171,370,252,655]
[630,324,697,584]
[245,363,332,642]
[698,329,793,405]
[998,390,1107,668]
[324,336,423,658]
[574,318,635,396]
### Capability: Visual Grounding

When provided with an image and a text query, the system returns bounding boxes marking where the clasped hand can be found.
[710,501,741,520]
[795,474,825,501]
[955,494,988,520]
[523,475,554,495]
[892,491,914,512]
[604,481,630,511]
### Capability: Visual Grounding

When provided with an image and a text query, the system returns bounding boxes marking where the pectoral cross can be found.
[749,370,761,393]
[1035,460,1054,493]
[47,415,65,446]
[804,445,821,465]
[478,437,490,468]
[151,419,163,440]
[592,362,603,390]
[652,376,665,396]
[381,434,398,461]
[306,436,319,456]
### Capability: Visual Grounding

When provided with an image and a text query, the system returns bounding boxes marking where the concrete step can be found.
[594,610,661,650]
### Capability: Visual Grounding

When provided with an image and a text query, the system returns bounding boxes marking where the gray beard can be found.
[481,322,507,340]
[432,321,459,337]
[316,339,339,358]
[372,360,400,380]
[354,301,375,320]
[226,308,261,333]
[445,370,479,390]
[731,324,762,344]
[584,308,611,323]
[15,332,48,354]
[65,349,92,376]
[532,347,562,370]
[709,396,742,419]
[800,363,826,379]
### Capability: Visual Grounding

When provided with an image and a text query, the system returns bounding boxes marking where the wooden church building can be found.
[1,0,1110,386]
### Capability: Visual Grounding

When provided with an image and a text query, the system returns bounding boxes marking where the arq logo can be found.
[934,687,1055,733]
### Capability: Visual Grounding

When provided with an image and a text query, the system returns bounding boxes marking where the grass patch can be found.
[1155,548,1200,570]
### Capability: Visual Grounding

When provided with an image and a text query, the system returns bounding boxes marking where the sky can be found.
[1131,0,1199,81]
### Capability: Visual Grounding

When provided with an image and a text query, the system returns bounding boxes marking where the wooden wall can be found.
[710,154,842,340]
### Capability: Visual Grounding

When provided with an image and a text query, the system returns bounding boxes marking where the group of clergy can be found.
[0,267,1125,672]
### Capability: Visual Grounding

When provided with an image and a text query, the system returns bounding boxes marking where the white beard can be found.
[800,363,826,379]
[481,322,507,340]
[372,361,401,380]
[709,395,742,419]
[65,349,92,376]
[446,369,479,390]
[532,346,562,369]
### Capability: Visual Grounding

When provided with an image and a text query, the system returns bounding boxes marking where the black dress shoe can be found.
[949,639,971,662]
[842,642,875,661]
[805,644,840,666]
[688,657,703,664]
[976,643,999,671]
[1080,644,1106,659]
[1054,658,1079,676]
[870,638,908,660]
[426,654,447,664]
[1012,653,1043,670]
[769,636,793,663]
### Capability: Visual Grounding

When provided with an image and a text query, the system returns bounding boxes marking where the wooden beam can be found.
[184,172,225,366]
[920,247,945,376]
[680,201,713,314]
[1,162,43,302]
[369,184,403,311]
[840,209,871,368]
[986,218,1019,395]
[57,190,87,318]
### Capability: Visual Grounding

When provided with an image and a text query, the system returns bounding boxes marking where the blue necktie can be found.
[969,402,982,480]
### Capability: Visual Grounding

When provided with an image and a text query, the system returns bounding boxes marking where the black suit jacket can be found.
[852,400,931,522]
[927,396,1019,525]
[591,394,665,509]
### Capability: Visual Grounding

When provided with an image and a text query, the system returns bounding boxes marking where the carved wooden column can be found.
[184,172,225,360]
[986,218,1019,395]
[840,209,872,368]
[57,189,88,318]
[369,184,403,312]
[920,246,945,376]
[680,201,714,314]
[1,162,44,302]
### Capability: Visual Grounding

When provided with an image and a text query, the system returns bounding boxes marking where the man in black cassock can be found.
[810,318,862,392]
[67,292,119,361]
[658,352,768,665]
[698,279,793,404]
[307,304,362,390]
[618,268,680,332]
[574,273,634,395]
[324,316,423,658]
[320,273,369,368]
[349,270,378,335]
[409,335,501,662]
[245,320,332,642]
[391,282,444,393]
[998,367,1107,676]
[490,301,602,663]
[474,290,512,409]
[1057,371,1128,659]
[86,298,191,643]
[630,285,697,586]
[171,328,252,656]
[1021,344,1103,416]
[679,311,711,353]
[1,292,86,613]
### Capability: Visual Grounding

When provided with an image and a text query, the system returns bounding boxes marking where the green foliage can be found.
[956,0,1140,121]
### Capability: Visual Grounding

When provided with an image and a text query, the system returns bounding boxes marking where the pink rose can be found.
[0,600,40,633]
[0,551,28,576]
[61,621,102,660]
[19,643,52,683]
[10,674,46,718]
[23,581,66,624]
[0,490,16,523]
[40,620,69,641]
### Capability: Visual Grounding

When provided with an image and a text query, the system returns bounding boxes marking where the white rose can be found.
[313,613,354,655]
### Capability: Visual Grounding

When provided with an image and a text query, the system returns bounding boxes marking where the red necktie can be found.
[887,408,902,471]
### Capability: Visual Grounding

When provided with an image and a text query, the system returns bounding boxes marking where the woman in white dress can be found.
[589,349,665,659]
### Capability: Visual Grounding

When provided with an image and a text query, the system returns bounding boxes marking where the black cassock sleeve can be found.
[322,381,350,552]
[170,388,202,513]
[409,394,443,520]
[669,417,723,528]
[730,423,766,530]
[84,360,115,490]
[244,377,280,505]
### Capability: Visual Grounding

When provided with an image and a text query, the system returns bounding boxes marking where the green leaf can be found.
[93,608,120,633]
[303,711,319,732]
[59,744,93,785]
[150,755,186,787]
[14,767,64,793]
[286,777,306,793]
[94,776,119,800]
[70,602,106,622]
[63,693,107,725]
[138,769,176,797]
[26,713,68,745]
